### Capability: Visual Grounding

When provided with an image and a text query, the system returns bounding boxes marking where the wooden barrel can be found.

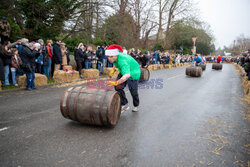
[60,87,121,127]
[186,66,192,76]
[140,68,150,82]
[186,66,202,77]
[212,63,223,70]
[201,64,206,71]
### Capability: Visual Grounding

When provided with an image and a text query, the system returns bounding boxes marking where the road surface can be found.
[0,63,249,167]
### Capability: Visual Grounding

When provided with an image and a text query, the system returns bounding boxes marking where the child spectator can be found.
[11,48,22,86]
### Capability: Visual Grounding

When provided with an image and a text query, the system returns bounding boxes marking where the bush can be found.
[152,42,164,52]
[64,37,84,52]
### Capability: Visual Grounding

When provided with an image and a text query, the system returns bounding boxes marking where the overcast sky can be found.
[194,0,250,49]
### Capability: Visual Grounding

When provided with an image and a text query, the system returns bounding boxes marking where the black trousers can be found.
[76,61,84,76]
[0,58,4,83]
[1,35,9,44]
[115,73,139,107]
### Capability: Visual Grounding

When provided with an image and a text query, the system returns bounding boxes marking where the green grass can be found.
[47,79,57,84]
[1,85,21,90]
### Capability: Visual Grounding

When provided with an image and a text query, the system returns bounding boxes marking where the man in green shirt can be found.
[105,44,141,112]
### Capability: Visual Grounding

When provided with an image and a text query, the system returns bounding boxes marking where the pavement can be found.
[0,63,249,167]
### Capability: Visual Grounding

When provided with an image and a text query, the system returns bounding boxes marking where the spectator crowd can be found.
[0,16,249,91]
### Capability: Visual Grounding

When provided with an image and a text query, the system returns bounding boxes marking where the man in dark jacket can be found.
[0,17,11,45]
[21,41,40,90]
[0,43,11,85]
[1,41,12,86]
[138,52,149,68]
[51,39,62,76]
[96,44,107,74]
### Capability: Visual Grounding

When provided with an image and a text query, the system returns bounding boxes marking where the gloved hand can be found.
[109,68,116,78]
[105,81,119,86]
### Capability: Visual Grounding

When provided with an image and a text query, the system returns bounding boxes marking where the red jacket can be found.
[216,56,222,63]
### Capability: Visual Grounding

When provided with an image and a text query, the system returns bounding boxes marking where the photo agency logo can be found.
[86,78,163,89]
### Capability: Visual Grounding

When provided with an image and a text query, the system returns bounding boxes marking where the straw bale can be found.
[18,73,47,88]
[53,70,79,83]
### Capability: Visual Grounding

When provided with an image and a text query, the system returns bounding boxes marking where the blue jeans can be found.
[154,58,159,64]
[85,61,91,69]
[11,68,17,85]
[47,59,52,78]
[4,65,10,86]
[98,59,107,74]
[25,71,35,89]
[43,65,49,78]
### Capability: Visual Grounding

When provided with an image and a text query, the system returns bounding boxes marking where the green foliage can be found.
[168,20,214,55]
[12,0,78,40]
[92,38,112,46]
[152,42,164,51]
[64,37,84,52]
[100,12,138,48]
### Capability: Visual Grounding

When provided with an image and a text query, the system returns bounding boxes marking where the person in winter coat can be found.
[10,48,22,86]
[138,52,149,68]
[45,40,53,78]
[0,17,11,44]
[66,45,70,65]
[75,43,86,77]
[1,41,12,86]
[60,43,67,67]
[35,39,44,74]
[21,41,41,90]
[52,39,62,72]
[216,55,222,64]
[85,46,93,69]
[96,44,107,74]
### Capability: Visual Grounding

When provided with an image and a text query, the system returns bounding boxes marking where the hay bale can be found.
[17,73,48,88]
[103,68,119,78]
[63,65,73,71]
[159,64,164,70]
[81,69,99,79]
[152,65,158,70]
[172,64,177,67]
[53,70,79,83]
[147,65,153,72]
[103,67,113,75]
[242,77,250,95]
[164,64,172,69]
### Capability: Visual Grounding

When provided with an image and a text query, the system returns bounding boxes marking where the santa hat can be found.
[106,44,123,56]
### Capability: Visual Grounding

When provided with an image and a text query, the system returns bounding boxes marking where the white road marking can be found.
[167,74,184,80]
[0,127,9,132]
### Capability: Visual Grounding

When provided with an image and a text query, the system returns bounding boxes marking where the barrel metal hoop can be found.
[107,91,120,126]
[60,88,72,118]
[98,90,108,126]
[73,87,85,122]
[65,87,75,119]
[89,90,97,124]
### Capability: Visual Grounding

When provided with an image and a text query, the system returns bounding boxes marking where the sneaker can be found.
[14,84,18,86]
[121,104,130,113]
[132,107,139,112]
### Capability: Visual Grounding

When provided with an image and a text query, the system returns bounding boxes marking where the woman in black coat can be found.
[75,43,86,78]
